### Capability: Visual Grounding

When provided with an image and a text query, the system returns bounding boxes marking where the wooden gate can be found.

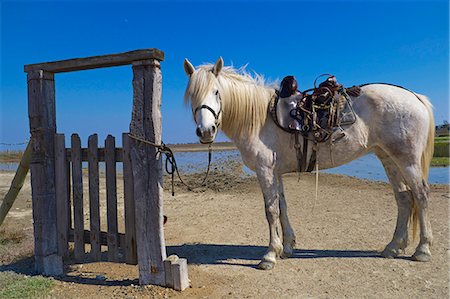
[24,49,188,290]
[54,133,137,264]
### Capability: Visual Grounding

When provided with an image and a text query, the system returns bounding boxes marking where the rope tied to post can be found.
[127,133,212,196]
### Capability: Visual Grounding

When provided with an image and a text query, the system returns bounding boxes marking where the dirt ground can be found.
[0,166,449,298]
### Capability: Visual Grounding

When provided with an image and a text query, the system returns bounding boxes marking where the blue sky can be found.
[1,0,448,149]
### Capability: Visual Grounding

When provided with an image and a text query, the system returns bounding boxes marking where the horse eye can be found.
[215,90,219,96]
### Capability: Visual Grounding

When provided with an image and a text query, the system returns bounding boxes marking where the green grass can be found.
[434,140,449,158]
[0,272,53,299]
[435,136,450,141]
[431,157,450,167]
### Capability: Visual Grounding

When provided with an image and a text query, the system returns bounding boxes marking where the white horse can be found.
[183,57,435,270]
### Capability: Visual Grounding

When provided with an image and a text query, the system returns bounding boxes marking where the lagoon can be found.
[1,151,448,184]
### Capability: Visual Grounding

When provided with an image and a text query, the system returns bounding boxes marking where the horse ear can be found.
[212,57,223,77]
[184,58,195,77]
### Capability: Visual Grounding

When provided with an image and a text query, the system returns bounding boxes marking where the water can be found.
[1,151,448,184]
[322,153,450,184]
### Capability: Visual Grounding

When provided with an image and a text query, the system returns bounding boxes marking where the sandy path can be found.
[0,170,448,298]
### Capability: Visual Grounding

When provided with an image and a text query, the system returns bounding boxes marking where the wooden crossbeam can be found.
[24,49,164,73]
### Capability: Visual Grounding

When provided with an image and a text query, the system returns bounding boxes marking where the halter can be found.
[193,90,222,129]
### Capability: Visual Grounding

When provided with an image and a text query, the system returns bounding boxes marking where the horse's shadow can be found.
[167,243,386,268]
[0,244,398,287]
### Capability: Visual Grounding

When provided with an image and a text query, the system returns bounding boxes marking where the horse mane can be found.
[184,65,276,139]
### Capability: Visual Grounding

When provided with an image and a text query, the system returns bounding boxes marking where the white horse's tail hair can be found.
[418,94,435,182]
[411,94,435,240]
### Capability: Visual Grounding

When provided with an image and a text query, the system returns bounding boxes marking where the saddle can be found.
[270,74,360,172]
[273,74,360,143]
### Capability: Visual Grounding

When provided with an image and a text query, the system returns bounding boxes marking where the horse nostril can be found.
[196,127,202,137]
[211,125,216,134]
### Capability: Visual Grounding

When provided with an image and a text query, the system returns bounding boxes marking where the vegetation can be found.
[0,228,25,245]
[0,151,23,163]
[435,122,449,137]
[434,139,449,157]
[435,136,450,142]
[0,272,53,299]
[431,157,450,167]
[0,228,52,299]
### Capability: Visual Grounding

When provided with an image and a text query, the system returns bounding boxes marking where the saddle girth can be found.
[294,132,317,173]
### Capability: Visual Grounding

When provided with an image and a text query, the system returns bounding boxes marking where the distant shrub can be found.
[434,141,449,157]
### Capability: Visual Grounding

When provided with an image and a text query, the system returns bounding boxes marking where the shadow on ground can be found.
[0,254,138,287]
[167,243,387,267]
[1,243,392,287]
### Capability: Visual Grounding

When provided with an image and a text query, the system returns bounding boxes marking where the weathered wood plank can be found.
[55,134,69,258]
[0,141,31,226]
[105,135,118,262]
[66,160,72,236]
[24,49,164,73]
[130,59,167,286]
[27,70,63,275]
[123,133,137,264]
[68,229,126,248]
[66,148,123,162]
[71,133,85,260]
[88,134,101,259]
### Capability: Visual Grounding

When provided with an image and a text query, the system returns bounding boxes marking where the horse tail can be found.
[416,94,435,182]
[410,93,435,239]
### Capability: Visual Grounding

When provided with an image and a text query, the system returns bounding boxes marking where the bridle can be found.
[193,90,222,129]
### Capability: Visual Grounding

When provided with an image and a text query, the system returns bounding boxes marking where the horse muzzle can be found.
[196,125,217,144]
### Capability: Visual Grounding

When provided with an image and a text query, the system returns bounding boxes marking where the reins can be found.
[127,133,212,196]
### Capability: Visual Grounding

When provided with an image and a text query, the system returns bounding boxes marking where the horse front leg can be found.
[256,166,283,270]
[278,177,296,258]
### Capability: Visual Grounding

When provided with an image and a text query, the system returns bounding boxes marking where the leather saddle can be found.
[274,75,359,142]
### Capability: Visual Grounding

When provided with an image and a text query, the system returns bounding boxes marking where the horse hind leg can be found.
[376,151,413,258]
[401,165,433,262]
[278,177,296,258]
[382,152,433,262]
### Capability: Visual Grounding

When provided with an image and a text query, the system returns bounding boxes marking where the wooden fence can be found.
[54,133,137,264]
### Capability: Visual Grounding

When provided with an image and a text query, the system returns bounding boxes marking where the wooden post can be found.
[26,70,63,275]
[130,59,167,286]
[172,259,189,291]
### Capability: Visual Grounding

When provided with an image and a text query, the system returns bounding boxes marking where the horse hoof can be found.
[281,248,293,259]
[412,252,431,262]
[381,248,398,259]
[257,261,275,270]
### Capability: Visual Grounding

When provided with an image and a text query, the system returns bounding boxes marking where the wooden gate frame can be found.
[24,49,188,290]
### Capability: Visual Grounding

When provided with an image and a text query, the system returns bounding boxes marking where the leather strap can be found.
[302,136,308,172]
[306,145,317,172]
[294,132,303,173]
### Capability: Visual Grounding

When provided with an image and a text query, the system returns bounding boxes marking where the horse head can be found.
[184,57,223,144]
